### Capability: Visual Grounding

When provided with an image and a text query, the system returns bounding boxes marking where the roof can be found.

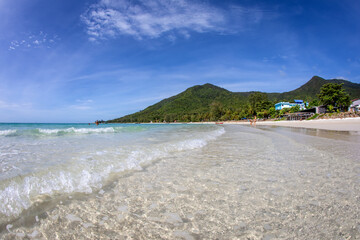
[350,99,360,107]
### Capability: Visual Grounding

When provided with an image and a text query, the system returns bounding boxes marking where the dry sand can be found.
[223,117,360,132]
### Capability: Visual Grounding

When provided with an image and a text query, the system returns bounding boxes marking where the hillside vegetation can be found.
[108,76,360,123]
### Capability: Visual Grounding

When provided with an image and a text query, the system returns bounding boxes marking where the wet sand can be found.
[2,125,360,239]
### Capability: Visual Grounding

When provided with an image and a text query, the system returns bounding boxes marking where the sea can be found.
[0,123,359,239]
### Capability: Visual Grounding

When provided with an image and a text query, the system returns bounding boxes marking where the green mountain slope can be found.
[109,84,249,123]
[268,76,360,102]
[108,76,360,123]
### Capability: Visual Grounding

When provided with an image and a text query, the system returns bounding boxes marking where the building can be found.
[275,100,306,110]
[349,98,360,112]
[284,112,314,120]
[300,105,327,114]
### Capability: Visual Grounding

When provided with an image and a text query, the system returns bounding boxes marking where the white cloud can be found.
[0,100,32,109]
[278,69,286,76]
[0,100,19,108]
[81,0,257,41]
[69,99,94,110]
[127,95,167,104]
[77,99,94,104]
[8,32,59,51]
[70,105,92,110]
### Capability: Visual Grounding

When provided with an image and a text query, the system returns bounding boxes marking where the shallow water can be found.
[0,123,224,226]
[1,124,359,239]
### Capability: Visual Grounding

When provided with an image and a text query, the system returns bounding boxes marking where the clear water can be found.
[1,124,359,239]
[0,123,224,227]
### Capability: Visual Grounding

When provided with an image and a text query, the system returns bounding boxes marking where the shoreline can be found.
[230,117,360,132]
[188,117,360,132]
[110,117,360,132]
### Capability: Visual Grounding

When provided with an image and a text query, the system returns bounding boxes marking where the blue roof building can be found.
[275,100,306,111]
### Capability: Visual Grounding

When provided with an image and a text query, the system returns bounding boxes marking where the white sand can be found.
[225,117,360,132]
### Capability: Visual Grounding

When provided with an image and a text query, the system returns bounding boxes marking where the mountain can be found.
[268,76,360,102]
[108,76,360,123]
[109,84,248,123]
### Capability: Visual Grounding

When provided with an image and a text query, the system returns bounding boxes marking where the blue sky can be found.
[1,0,359,122]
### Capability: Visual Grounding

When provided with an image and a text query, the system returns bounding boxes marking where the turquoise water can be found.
[0,123,224,225]
[0,123,144,137]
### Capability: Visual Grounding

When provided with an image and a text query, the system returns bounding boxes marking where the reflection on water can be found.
[1,125,360,239]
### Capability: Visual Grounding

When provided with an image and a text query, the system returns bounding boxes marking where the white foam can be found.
[38,127,119,135]
[0,169,104,217]
[38,128,63,134]
[72,127,116,134]
[124,127,225,169]
[0,130,16,136]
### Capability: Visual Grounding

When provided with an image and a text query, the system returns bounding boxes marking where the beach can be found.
[251,117,360,132]
[192,117,360,132]
[1,122,359,239]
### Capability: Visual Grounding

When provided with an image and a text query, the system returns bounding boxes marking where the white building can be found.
[275,100,306,111]
[349,98,360,112]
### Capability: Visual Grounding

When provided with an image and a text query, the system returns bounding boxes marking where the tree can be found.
[290,105,300,113]
[248,92,272,116]
[327,105,335,112]
[269,107,276,117]
[280,108,289,116]
[210,101,223,121]
[318,83,351,111]
[308,99,319,108]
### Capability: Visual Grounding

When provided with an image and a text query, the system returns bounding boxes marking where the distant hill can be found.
[108,76,360,123]
[268,76,360,102]
[109,84,248,123]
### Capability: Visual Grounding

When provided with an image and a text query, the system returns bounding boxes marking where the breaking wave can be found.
[0,126,146,137]
[0,130,17,136]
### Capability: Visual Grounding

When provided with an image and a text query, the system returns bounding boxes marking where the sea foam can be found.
[38,127,121,135]
[0,130,16,136]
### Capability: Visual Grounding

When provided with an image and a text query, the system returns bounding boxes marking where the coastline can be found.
[189,117,360,132]
[231,117,360,132]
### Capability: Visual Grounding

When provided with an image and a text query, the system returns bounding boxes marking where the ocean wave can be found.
[0,126,225,221]
[0,130,17,136]
[38,127,119,135]
[0,127,132,137]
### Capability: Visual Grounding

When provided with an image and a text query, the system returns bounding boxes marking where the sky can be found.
[0,0,360,123]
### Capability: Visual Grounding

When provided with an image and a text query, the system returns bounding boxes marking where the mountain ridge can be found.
[108,76,360,123]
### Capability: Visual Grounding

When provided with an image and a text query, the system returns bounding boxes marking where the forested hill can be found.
[267,76,360,102]
[108,76,360,123]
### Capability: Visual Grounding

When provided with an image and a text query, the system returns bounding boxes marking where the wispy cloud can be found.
[8,31,59,50]
[81,0,263,41]
[126,95,168,104]
[69,99,94,110]
[0,100,32,109]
